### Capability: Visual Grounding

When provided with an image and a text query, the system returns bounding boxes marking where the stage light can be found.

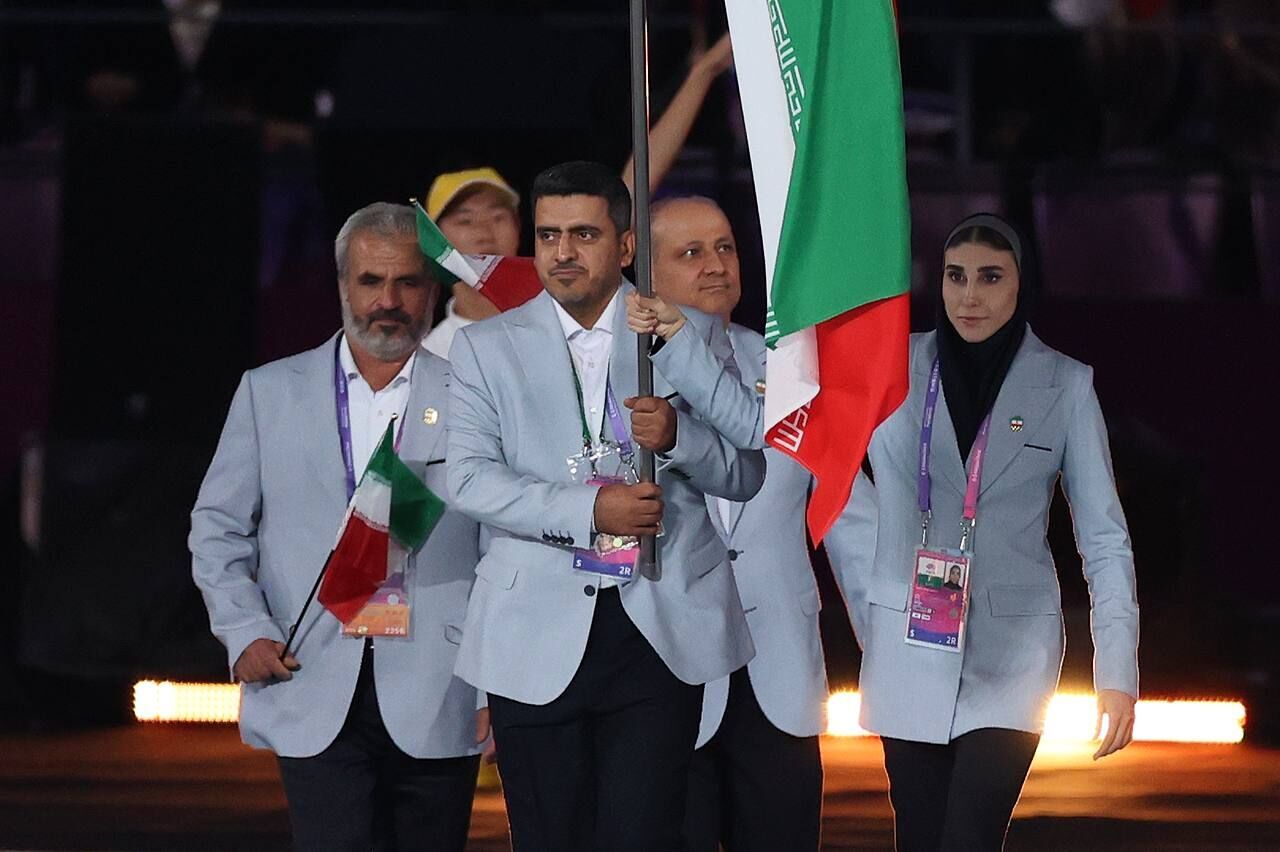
[824,690,1246,745]
[132,681,1247,744]
[825,690,870,737]
[132,680,240,724]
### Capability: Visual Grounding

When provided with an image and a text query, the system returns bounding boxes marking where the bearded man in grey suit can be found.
[191,203,487,851]
[446,162,764,852]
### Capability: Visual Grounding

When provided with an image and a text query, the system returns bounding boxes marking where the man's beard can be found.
[340,298,428,361]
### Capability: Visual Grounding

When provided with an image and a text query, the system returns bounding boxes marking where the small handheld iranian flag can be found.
[725,0,912,542]
[413,201,544,312]
[317,420,446,625]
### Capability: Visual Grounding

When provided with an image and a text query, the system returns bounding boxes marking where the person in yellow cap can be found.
[421,167,522,358]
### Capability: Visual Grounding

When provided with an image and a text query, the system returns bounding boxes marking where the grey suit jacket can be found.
[825,328,1139,744]
[190,335,482,758]
[696,325,827,746]
[650,313,766,449]
[446,287,765,705]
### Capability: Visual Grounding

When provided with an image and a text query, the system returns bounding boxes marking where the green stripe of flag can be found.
[769,0,910,338]
[366,420,445,551]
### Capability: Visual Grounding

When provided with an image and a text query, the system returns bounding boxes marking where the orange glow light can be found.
[134,681,1247,745]
[132,680,240,724]
[824,690,1245,745]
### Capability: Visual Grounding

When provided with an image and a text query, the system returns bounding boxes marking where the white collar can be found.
[339,334,417,388]
[552,286,621,341]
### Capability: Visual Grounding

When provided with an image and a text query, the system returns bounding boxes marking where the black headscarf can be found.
[935,213,1036,461]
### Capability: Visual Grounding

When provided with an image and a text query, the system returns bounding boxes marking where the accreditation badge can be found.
[904,547,970,653]
[342,544,412,639]
[567,443,641,581]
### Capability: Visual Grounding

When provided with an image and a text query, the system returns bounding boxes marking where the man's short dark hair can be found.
[531,161,632,234]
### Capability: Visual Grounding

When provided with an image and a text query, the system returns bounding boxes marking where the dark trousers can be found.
[683,666,823,852]
[488,587,704,852]
[276,642,480,852]
[881,728,1041,852]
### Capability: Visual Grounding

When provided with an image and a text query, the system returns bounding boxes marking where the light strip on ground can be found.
[133,680,240,724]
[826,690,1246,744]
[133,681,1247,744]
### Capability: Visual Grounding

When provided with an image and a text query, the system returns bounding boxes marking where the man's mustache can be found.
[551,264,585,275]
[365,308,413,326]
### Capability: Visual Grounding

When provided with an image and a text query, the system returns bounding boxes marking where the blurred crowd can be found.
[0,1,1278,169]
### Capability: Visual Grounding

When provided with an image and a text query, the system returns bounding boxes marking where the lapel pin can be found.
[754,380,767,395]
[1009,416,1024,433]
[423,407,438,425]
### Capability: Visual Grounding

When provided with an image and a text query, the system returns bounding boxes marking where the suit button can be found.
[728,549,739,561]
[584,585,596,597]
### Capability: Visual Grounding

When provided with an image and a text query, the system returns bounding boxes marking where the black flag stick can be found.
[279,548,335,662]
[629,0,661,581]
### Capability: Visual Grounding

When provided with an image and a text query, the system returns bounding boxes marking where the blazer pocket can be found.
[799,586,821,616]
[987,584,1060,617]
[443,624,463,645]
[866,573,910,613]
[475,558,519,590]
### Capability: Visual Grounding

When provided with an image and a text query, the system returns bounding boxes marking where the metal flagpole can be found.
[629,0,660,581]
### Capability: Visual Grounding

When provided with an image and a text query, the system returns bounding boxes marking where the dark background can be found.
[0,0,1277,741]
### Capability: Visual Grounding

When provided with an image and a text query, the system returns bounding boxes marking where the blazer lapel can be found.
[507,292,592,471]
[607,283,643,440]
[911,333,968,497]
[977,331,1064,496]
[300,333,350,508]
[399,353,449,463]
[726,499,746,538]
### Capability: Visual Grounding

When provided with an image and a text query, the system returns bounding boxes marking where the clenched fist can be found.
[593,482,664,537]
[233,638,301,684]
[625,396,677,453]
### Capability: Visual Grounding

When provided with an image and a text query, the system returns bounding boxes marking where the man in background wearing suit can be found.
[191,203,486,851]
[446,161,765,852]
[637,196,829,851]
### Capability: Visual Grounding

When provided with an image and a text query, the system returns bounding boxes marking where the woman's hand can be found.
[627,291,687,341]
[1092,689,1136,760]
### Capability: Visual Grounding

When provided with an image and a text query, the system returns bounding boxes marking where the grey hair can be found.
[334,202,422,279]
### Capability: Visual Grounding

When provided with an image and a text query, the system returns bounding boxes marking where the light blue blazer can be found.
[190,336,483,759]
[825,328,1139,744]
[446,286,766,705]
[695,325,828,747]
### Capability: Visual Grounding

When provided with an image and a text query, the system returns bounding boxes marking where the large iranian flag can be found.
[413,201,544,312]
[318,421,446,624]
[725,0,911,542]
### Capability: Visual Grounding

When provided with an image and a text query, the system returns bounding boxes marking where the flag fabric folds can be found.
[318,421,445,624]
[414,202,543,312]
[724,0,912,541]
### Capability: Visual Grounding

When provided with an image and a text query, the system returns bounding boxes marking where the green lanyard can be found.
[567,351,600,452]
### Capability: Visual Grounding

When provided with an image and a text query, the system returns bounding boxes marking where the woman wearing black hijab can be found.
[826,214,1140,851]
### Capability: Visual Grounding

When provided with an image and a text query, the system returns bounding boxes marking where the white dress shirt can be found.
[421,298,472,361]
[552,289,623,588]
[552,289,621,449]
[339,335,416,479]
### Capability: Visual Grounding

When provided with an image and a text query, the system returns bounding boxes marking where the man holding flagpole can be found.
[447,160,764,852]
[191,202,487,851]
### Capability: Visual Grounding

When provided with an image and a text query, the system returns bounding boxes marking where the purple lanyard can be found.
[918,358,991,549]
[335,339,406,500]
[567,352,634,460]
[603,379,634,460]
